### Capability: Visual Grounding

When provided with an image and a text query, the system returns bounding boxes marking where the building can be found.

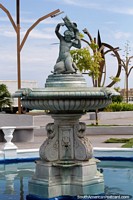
[120,88,133,102]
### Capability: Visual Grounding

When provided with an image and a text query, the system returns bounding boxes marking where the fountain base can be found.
[27,159,104,199]
[39,114,93,162]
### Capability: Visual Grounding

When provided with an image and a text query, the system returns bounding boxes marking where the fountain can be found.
[13,16,118,199]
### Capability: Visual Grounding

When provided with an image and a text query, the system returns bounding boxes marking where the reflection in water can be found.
[127,169,133,180]
[20,177,24,200]
[103,168,133,196]
[4,174,17,195]
[0,161,133,199]
[105,185,124,195]
[0,162,35,200]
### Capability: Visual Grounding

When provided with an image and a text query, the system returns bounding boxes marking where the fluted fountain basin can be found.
[13,87,117,113]
[13,74,119,113]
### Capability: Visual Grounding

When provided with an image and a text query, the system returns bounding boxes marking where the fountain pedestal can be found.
[39,114,92,162]
[28,159,104,199]
[27,113,104,199]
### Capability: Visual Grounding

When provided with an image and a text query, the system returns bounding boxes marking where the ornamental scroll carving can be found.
[39,123,58,161]
[74,122,93,161]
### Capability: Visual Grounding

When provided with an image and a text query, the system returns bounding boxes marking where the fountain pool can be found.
[0,160,132,200]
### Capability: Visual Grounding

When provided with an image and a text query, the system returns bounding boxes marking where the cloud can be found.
[0,15,60,25]
[0,48,16,63]
[0,13,59,40]
[104,21,116,25]
[113,31,131,40]
[107,7,133,16]
[20,45,59,86]
[59,0,100,9]
[0,16,11,22]
[21,44,58,64]
[20,17,60,25]
[53,0,133,16]
[0,30,16,38]
[0,39,59,86]
[0,24,56,40]
[24,29,56,40]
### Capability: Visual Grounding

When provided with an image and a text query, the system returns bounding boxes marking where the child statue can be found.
[54,16,81,74]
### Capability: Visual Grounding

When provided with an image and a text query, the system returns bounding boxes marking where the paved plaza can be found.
[0,113,133,150]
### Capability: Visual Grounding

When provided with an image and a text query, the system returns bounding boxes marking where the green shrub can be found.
[104,102,133,112]
[112,95,123,103]
[0,84,12,111]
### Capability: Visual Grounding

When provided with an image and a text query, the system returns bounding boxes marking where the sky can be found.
[0,0,133,89]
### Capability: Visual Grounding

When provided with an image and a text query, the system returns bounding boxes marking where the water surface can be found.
[0,161,133,200]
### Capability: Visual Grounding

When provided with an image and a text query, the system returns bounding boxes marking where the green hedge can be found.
[104,102,133,112]
[112,95,123,103]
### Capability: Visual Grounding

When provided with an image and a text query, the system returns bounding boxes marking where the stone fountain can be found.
[13,16,118,199]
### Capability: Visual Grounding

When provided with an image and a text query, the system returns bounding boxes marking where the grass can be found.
[121,138,133,148]
[104,137,133,148]
[87,124,133,126]
[104,138,130,143]
[87,123,120,126]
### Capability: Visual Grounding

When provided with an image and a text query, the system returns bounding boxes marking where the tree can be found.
[120,41,133,103]
[70,41,103,86]
[71,42,103,125]
[0,84,12,111]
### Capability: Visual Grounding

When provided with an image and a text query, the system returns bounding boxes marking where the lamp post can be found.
[16,0,21,114]
[0,2,61,113]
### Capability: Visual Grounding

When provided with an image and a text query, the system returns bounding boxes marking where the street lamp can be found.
[16,0,21,113]
[0,1,61,113]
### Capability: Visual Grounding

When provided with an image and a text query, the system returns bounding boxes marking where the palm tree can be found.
[0,84,12,112]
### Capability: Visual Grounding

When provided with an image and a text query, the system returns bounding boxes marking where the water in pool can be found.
[0,161,133,200]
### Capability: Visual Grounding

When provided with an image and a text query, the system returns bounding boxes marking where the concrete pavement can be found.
[0,113,133,150]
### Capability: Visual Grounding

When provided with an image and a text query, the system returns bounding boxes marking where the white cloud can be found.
[0,15,60,25]
[0,25,56,40]
[110,7,133,15]
[60,0,100,9]
[20,17,60,25]
[0,48,16,62]
[104,21,116,25]
[1,30,16,38]
[24,29,56,40]
[0,40,59,86]
[21,44,58,64]
[52,0,133,16]
[0,16,11,22]
[20,45,59,86]
[113,31,131,40]
[0,13,59,40]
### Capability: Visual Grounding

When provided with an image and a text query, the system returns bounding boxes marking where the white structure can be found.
[1,126,17,159]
